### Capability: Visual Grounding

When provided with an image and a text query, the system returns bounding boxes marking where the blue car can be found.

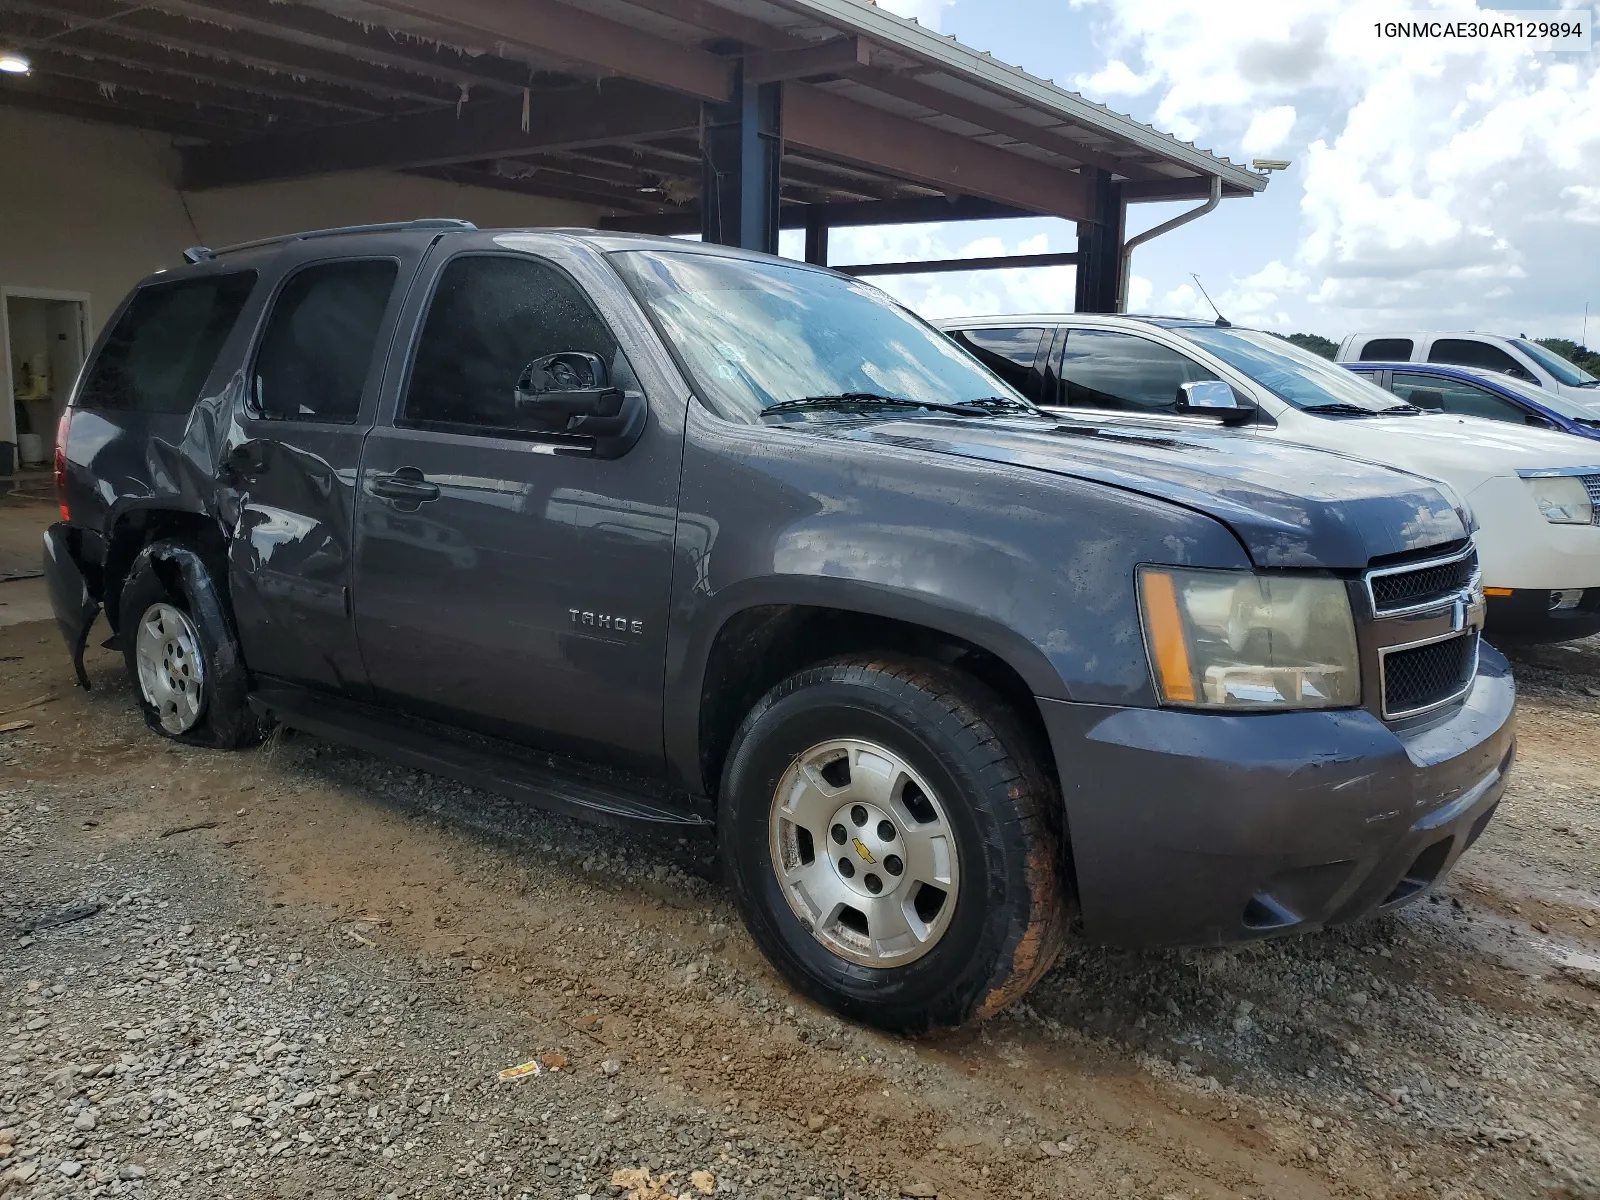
[1345,361,1600,441]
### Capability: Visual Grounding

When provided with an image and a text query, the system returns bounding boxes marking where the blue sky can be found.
[778,0,1600,346]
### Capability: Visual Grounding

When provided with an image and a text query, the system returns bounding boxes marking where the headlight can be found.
[1524,475,1594,525]
[1138,567,1360,709]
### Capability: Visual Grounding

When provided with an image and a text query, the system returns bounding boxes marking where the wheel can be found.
[118,539,265,749]
[720,656,1071,1032]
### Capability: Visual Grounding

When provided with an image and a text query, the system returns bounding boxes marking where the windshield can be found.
[1512,338,1599,387]
[1461,368,1600,418]
[1175,326,1415,414]
[609,249,1032,422]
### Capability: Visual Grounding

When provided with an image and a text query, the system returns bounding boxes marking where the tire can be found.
[118,539,265,749]
[720,656,1071,1032]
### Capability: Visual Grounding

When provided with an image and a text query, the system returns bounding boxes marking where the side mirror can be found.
[1406,388,1446,411]
[513,352,646,459]
[1176,380,1252,424]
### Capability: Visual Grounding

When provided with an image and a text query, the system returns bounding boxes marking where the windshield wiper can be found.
[1301,402,1420,417]
[762,392,992,418]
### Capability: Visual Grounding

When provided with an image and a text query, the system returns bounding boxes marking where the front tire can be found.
[118,539,265,749]
[720,657,1070,1032]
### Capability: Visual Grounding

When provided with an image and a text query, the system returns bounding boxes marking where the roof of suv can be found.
[934,313,1221,330]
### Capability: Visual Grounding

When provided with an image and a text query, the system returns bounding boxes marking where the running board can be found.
[249,684,712,834]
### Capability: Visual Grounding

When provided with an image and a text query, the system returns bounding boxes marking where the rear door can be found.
[223,234,428,693]
[351,239,681,774]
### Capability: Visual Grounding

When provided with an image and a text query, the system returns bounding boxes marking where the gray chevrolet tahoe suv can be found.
[44,220,1516,1031]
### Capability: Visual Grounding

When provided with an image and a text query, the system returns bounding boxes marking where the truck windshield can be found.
[1512,338,1599,387]
[1176,326,1417,415]
[610,249,1034,423]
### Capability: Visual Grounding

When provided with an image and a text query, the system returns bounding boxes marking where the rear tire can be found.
[720,656,1070,1032]
[118,539,265,749]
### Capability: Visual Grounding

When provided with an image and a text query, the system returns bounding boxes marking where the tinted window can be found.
[1055,327,1218,412]
[78,272,256,413]
[253,260,397,423]
[1177,326,1414,414]
[1358,337,1413,362]
[948,328,1045,399]
[1428,338,1525,376]
[1512,338,1598,386]
[403,255,627,435]
[1392,372,1527,423]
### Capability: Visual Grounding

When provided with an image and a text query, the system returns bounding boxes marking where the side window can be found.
[1427,338,1525,376]
[77,272,256,413]
[402,255,627,436]
[1359,337,1413,362]
[947,327,1046,400]
[253,259,398,423]
[1055,328,1219,412]
[1392,372,1527,423]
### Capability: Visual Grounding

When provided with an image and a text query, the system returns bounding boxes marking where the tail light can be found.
[54,407,72,522]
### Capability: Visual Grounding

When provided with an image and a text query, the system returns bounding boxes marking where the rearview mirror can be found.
[1176,380,1252,423]
[513,351,646,459]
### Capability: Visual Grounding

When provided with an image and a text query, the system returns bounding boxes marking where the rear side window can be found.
[1055,327,1218,412]
[1392,372,1528,423]
[947,327,1045,400]
[401,255,625,437]
[253,259,398,423]
[78,272,256,413]
[1358,337,1413,362]
[1428,338,1524,375]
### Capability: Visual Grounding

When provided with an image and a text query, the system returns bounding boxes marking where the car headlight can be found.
[1138,567,1360,709]
[1523,475,1594,525]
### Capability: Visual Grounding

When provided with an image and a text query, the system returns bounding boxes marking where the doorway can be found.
[2,289,91,479]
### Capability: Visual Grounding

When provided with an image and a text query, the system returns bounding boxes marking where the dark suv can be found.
[45,220,1515,1031]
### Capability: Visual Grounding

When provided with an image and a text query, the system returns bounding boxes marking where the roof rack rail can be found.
[207,218,477,258]
[182,246,215,264]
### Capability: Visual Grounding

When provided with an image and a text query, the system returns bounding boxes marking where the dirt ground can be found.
[2,486,1597,1200]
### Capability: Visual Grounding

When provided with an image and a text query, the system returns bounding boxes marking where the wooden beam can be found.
[784,83,1092,222]
[601,195,1035,235]
[140,0,535,93]
[182,83,700,189]
[0,0,464,105]
[0,23,388,114]
[745,36,871,84]
[25,48,334,121]
[854,68,1162,181]
[1123,176,1253,203]
[614,0,785,48]
[362,0,733,102]
[407,165,663,214]
[0,71,256,135]
[837,251,1081,278]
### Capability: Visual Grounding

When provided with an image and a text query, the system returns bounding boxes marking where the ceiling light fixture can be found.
[0,51,31,74]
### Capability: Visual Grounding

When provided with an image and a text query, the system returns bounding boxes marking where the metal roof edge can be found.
[769,0,1267,192]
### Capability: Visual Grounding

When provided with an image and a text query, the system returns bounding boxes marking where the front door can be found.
[352,247,681,774]
[223,238,426,692]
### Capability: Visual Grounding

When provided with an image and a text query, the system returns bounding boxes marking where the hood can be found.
[803,414,1465,569]
[1289,412,1600,490]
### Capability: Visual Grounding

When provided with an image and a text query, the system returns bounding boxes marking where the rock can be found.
[806,1114,825,1132]
[72,1112,96,1131]
[58,1159,82,1177]
[24,1016,48,1031]
[690,1169,716,1194]
[601,1058,622,1078]
[901,1183,938,1199]
[1347,991,1368,1008]
[118,1164,146,1180]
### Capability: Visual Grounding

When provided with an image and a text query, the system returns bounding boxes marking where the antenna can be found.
[1191,274,1231,327]
[1585,302,1590,350]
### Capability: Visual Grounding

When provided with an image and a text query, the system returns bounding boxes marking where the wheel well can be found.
[697,605,1058,804]
[102,509,225,633]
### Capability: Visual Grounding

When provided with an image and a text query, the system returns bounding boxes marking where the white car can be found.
[1336,330,1600,407]
[938,314,1600,643]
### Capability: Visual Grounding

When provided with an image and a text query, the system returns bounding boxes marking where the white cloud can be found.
[1072,0,1600,337]
[1073,59,1151,97]
[872,0,954,32]
[1241,105,1296,156]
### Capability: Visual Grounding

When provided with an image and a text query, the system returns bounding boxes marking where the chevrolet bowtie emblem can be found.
[852,838,877,865]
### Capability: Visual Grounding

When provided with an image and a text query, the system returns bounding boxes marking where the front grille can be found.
[1583,474,1600,520]
[1368,548,1478,614]
[1381,632,1478,718]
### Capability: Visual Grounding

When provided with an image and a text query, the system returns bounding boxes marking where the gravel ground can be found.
[2,490,1598,1200]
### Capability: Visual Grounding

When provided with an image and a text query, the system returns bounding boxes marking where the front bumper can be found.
[1040,645,1516,947]
[1484,588,1600,643]
[42,522,101,688]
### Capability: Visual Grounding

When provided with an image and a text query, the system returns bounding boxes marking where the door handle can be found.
[371,467,441,504]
